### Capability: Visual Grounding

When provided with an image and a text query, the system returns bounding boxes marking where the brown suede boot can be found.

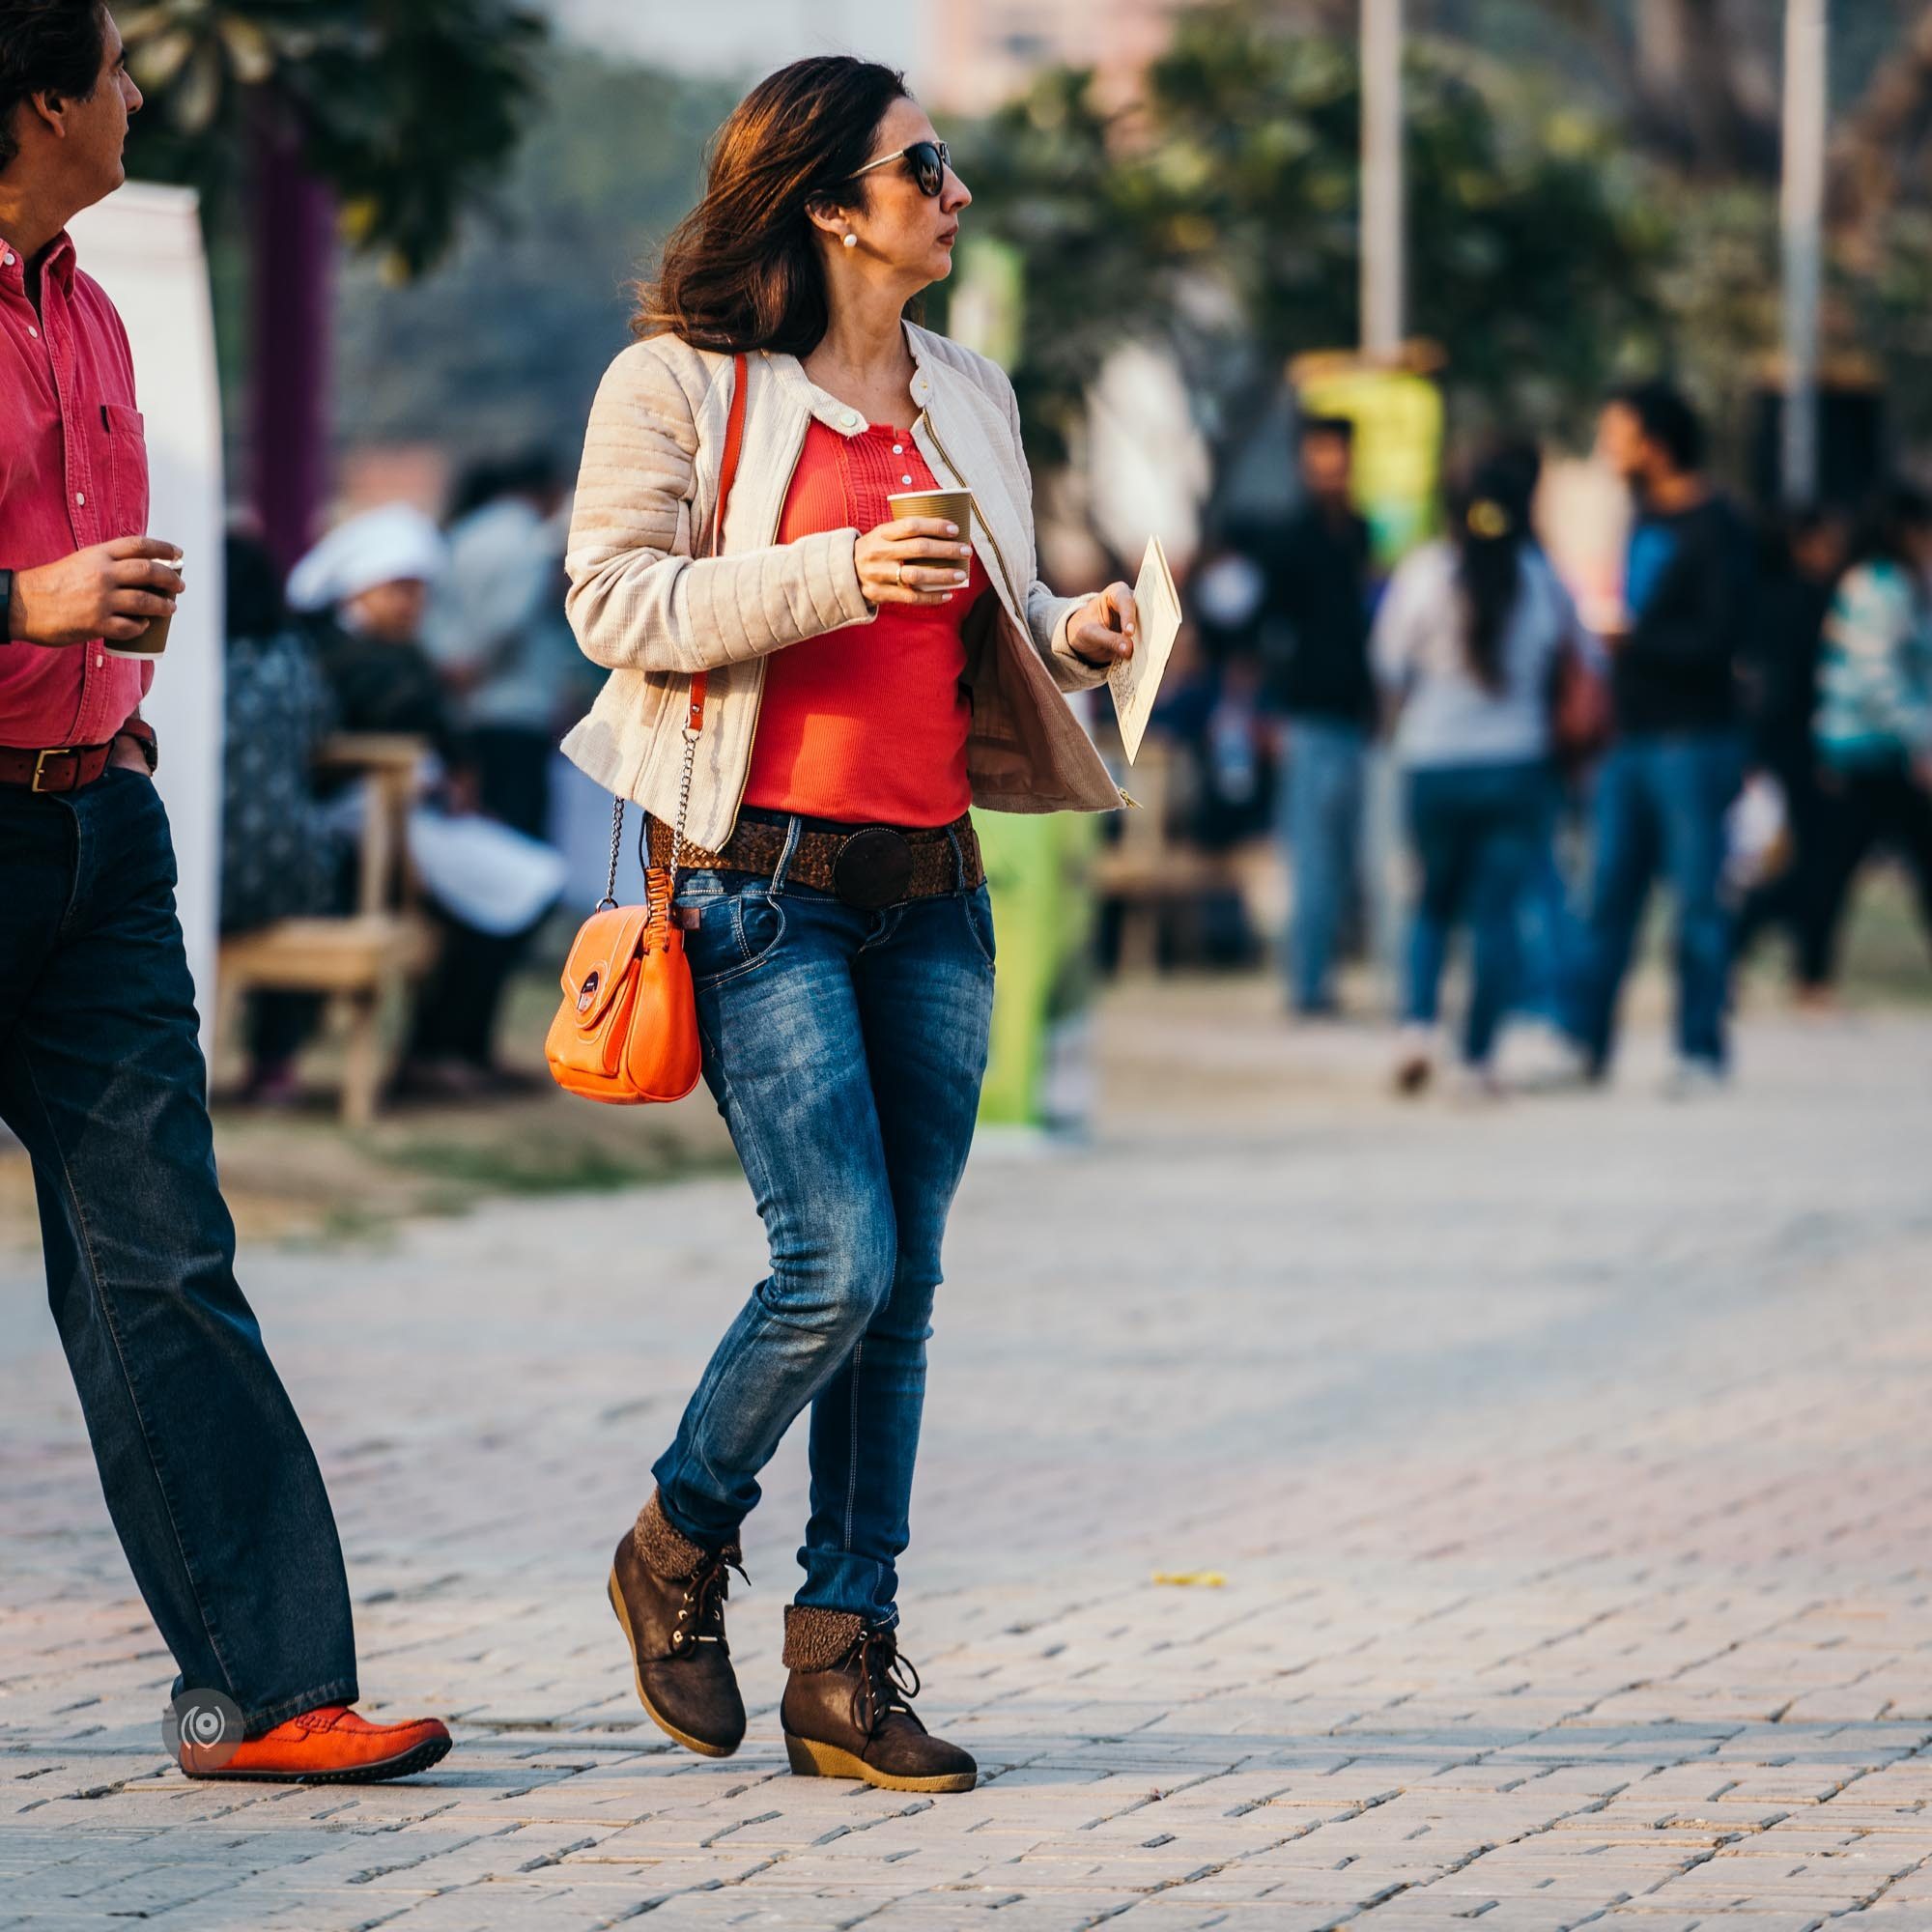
[780,1607,977,1794]
[607,1492,747,1757]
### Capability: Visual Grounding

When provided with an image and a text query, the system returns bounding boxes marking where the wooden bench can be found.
[216,733,440,1127]
[1093,741,1246,974]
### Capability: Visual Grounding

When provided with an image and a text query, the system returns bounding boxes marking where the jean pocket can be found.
[685,881,787,989]
[961,884,997,968]
[673,867,732,910]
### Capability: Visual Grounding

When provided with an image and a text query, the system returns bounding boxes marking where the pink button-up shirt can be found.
[0,229,151,749]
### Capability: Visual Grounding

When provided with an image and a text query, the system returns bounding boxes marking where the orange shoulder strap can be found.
[688,352,750,733]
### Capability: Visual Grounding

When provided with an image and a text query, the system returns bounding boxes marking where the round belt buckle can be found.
[832,827,915,911]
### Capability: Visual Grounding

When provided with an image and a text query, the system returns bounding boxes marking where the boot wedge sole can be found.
[607,1565,737,1759]
[784,1731,977,1793]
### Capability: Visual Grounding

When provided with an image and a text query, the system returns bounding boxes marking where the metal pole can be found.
[1780,0,1828,505]
[1359,0,1406,1006]
[1361,0,1405,356]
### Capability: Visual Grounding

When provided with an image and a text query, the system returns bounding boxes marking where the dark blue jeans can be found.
[652,816,996,1630]
[0,770,357,1734]
[1570,731,1745,1070]
[1280,718,1367,1012]
[1403,760,1546,1065]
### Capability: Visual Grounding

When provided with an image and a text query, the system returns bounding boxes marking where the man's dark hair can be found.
[0,0,107,174]
[1300,414,1355,449]
[1612,379,1705,475]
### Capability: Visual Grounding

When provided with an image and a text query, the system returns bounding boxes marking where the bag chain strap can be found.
[596,353,742,917]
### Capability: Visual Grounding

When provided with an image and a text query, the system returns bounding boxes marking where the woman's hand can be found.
[1067,582,1137,668]
[854,518,975,609]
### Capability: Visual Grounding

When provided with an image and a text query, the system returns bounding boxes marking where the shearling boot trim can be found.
[782,1605,867,1672]
[633,1491,712,1581]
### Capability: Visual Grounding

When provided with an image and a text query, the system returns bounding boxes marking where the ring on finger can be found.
[895,561,904,586]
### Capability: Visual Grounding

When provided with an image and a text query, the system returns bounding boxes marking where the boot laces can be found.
[851,1627,923,1739]
[672,1547,746,1655]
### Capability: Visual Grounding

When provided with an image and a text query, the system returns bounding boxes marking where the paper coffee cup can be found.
[104,608,172,661]
[887,488,977,542]
[105,548,182,659]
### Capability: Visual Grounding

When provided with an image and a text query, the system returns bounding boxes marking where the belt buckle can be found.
[832,827,915,911]
[30,748,76,794]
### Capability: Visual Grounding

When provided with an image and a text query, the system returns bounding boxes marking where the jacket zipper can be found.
[719,373,811,834]
[916,406,1138,810]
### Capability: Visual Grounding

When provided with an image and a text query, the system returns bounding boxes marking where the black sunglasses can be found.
[843,139,952,198]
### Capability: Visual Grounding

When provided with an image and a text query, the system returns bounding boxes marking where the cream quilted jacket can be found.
[559,321,1126,851]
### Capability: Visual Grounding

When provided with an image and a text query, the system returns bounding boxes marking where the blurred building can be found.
[534,0,1203,110]
[924,0,1204,112]
[535,0,921,86]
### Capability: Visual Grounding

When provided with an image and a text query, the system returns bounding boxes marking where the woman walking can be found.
[1375,452,1581,1094]
[561,57,1135,1793]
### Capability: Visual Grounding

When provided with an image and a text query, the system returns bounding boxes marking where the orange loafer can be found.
[178,1703,452,1783]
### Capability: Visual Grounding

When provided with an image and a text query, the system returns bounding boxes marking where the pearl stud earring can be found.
[842,233,858,248]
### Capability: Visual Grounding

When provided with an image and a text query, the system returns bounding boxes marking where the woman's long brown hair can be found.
[633,56,911,355]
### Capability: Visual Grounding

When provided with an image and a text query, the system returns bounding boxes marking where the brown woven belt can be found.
[648,810,983,912]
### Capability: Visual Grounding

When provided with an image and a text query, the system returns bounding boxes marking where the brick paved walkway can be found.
[6,991,1932,1930]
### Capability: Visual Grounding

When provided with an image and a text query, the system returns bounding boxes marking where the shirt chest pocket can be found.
[94,403,149,540]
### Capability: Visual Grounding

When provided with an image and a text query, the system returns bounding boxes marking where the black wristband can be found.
[0,570,14,639]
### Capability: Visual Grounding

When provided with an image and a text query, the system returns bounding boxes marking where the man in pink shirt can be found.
[2,0,450,1782]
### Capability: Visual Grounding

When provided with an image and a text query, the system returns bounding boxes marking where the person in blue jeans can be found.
[1261,416,1378,1015]
[1570,381,1750,1089]
[1374,450,1577,1094]
[2,0,447,1785]
[569,57,1139,1796]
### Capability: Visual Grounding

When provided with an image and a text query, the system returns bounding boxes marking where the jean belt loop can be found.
[770,814,805,895]
[944,822,968,895]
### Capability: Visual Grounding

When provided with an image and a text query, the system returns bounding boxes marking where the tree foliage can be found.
[942,5,1664,465]
[118,0,548,277]
[331,49,737,467]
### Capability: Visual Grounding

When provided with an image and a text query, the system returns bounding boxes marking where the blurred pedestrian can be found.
[1568,381,1750,1091]
[1261,416,1377,1017]
[217,531,342,1104]
[0,0,447,1780]
[566,55,1133,1795]
[1804,484,1932,985]
[1376,452,1577,1094]
[1731,505,1850,996]
[290,504,561,1095]
[1484,439,1595,1039]
[424,449,574,841]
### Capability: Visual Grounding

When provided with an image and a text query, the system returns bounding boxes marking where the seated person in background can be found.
[289,506,561,1099]
[289,505,466,777]
[218,532,344,1104]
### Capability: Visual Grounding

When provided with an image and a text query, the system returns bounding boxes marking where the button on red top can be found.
[744,419,984,828]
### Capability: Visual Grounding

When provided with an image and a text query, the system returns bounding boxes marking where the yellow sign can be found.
[1295,365,1444,568]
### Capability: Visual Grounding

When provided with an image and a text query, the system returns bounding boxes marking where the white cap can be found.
[287,503,448,613]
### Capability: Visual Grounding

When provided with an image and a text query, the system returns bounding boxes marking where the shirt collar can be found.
[760,320,937,438]
[0,229,76,296]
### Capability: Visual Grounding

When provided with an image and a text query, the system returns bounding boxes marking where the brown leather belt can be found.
[0,742,115,793]
[648,810,984,912]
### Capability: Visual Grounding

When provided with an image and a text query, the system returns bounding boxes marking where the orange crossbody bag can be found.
[545,352,750,1104]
